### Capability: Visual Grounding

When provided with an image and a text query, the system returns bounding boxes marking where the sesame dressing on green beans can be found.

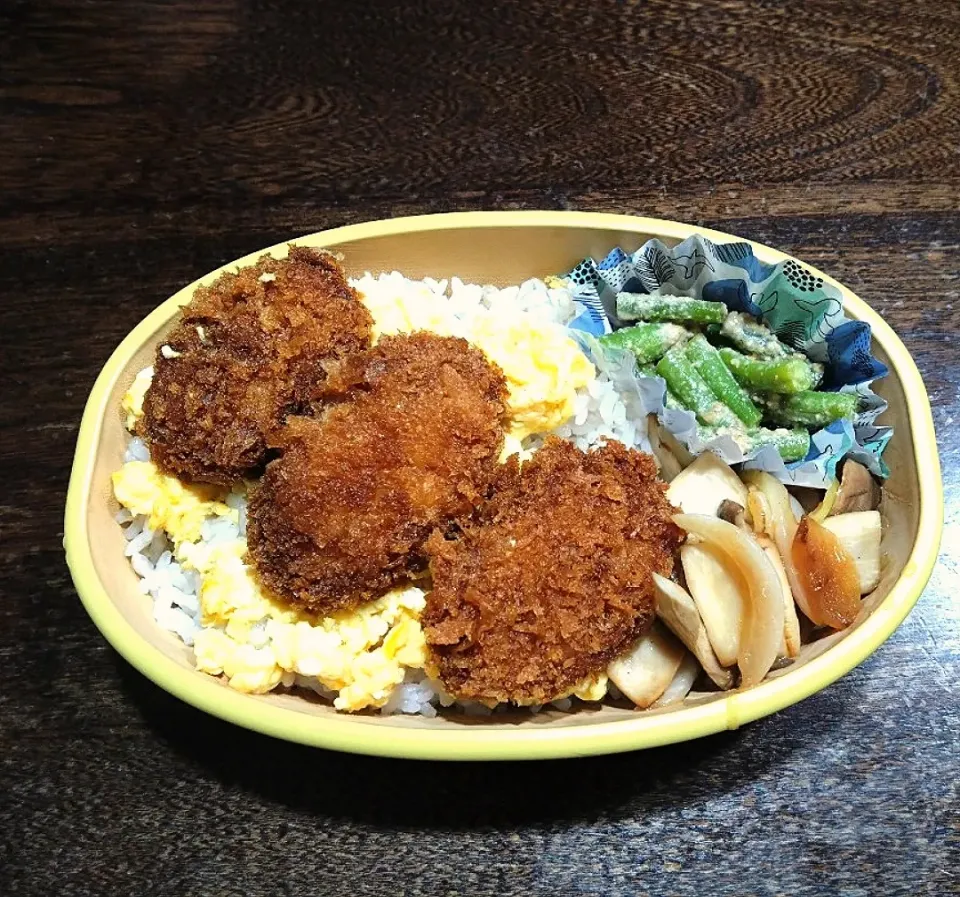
[616,292,728,326]
[656,346,740,428]
[750,427,811,462]
[720,312,792,359]
[637,363,684,410]
[698,426,812,463]
[597,322,689,364]
[758,391,858,428]
[718,347,821,394]
[593,296,859,463]
[684,334,762,428]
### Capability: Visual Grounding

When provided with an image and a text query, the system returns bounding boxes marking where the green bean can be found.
[637,363,684,410]
[720,312,792,359]
[597,322,689,364]
[718,347,819,394]
[684,334,762,428]
[656,346,740,428]
[617,292,727,325]
[699,425,811,462]
[663,392,685,411]
[743,428,811,462]
[760,391,859,428]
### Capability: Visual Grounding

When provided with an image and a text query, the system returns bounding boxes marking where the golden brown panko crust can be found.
[422,437,683,705]
[247,332,508,616]
[141,246,373,485]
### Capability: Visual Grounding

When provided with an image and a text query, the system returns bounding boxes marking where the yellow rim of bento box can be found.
[64,211,944,761]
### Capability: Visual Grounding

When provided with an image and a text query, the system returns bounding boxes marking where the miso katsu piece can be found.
[141,247,373,484]
[247,332,508,616]
[423,437,683,706]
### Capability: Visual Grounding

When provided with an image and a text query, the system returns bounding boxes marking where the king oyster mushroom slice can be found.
[653,573,736,690]
[673,514,785,688]
[666,450,749,518]
[821,510,882,595]
[658,423,696,469]
[607,621,687,709]
[832,460,882,516]
[649,652,701,708]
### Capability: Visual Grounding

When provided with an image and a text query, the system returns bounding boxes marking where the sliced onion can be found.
[792,516,861,629]
[673,513,785,688]
[810,478,840,522]
[741,470,816,622]
[757,535,801,658]
[746,487,770,536]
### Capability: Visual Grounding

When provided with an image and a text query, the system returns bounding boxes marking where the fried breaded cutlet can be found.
[422,437,683,705]
[247,332,508,616]
[140,246,373,485]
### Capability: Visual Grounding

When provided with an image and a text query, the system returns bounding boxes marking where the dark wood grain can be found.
[1,1,958,895]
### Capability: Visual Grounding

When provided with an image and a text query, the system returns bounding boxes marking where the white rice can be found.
[530,374,645,455]
[124,436,150,463]
[118,275,652,715]
[351,271,579,332]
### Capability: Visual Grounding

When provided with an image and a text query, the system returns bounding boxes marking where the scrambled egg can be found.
[121,366,154,430]
[114,458,601,710]
[467,314,595,443]
[112,460,235,546]
[191,548,428,710]
[570,672,609,702]
[179,539,299,639]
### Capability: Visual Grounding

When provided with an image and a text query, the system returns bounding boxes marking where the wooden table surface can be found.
[2,1,957,894]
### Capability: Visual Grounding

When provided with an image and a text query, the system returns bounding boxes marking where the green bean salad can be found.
[598,295,858,462]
